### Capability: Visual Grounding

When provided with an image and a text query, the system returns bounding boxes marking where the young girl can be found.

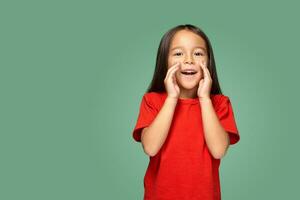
[132,24,240,200]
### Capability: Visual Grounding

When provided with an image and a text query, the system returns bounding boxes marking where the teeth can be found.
[182,70,196,73]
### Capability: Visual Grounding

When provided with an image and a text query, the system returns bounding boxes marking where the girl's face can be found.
[167,30,208,92]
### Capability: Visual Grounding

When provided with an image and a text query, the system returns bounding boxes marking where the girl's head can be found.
[146,24,222,95]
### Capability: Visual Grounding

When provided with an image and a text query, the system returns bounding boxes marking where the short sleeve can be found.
[132,94,159,142]
[214,95,240,145]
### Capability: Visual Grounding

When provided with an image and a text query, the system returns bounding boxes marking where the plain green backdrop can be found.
[1,0,299,199]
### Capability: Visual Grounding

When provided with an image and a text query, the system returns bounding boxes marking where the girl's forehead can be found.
[170,30,206,49]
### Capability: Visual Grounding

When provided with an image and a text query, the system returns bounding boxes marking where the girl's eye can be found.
[174,52,182,56]
[195,52,204,56]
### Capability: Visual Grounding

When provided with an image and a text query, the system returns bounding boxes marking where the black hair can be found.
[146,24,222,95]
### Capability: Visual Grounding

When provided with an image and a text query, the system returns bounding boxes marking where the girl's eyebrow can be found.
[170,46,206,51]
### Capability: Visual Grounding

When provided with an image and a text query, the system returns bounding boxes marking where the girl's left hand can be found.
[197,61,212,99]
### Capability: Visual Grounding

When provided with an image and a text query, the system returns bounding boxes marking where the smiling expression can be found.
[167,29,208,91]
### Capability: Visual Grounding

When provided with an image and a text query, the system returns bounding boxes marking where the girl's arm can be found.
[141,97,178,157]
[200,97,230,159]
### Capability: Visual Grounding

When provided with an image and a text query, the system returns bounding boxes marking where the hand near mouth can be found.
[165,62,180,99]
[197,61,212,99]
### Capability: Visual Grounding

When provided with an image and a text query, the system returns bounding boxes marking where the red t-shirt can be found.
[132,91,240,200]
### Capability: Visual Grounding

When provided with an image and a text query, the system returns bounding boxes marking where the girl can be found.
[132,24,240,200]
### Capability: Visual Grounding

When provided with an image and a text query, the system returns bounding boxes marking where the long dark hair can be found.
[146,24,222,95]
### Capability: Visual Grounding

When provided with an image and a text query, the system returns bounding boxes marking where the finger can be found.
[203,61,211,76]
[202,60,207,68]
[173,76,180,90]
[169,64,179,81]
[201,62,211,78]
[166,63,180,80]
[205,65,212,78]
[200,63,208,78]
[166,63,179,78]
[199,79,204,85]
[172,75,177,85]
[166,65,179,81]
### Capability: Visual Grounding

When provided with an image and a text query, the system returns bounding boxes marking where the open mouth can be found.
[181,71,197,75]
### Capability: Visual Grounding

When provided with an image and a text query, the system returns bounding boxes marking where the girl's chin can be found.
[177,73,201,81]
[178,80,200,90]
[176,74,201,89]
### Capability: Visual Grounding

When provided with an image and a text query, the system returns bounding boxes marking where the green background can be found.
[1,0,299,199]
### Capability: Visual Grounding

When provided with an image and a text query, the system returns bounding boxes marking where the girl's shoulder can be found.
[143,91,167,107]
[210,93,232,108]
[211,93,229,101]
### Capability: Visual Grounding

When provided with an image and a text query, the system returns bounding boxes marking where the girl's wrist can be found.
[167,96,178,101]
[199,97,211,103]
[166,96,178,103]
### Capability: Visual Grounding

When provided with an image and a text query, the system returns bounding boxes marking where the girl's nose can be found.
[184,59,194,64]
[184,56,194,64]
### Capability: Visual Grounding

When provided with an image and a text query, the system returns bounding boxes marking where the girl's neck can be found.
[178,87,198,99]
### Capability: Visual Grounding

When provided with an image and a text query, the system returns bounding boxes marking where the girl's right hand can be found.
[164,62,180,99]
